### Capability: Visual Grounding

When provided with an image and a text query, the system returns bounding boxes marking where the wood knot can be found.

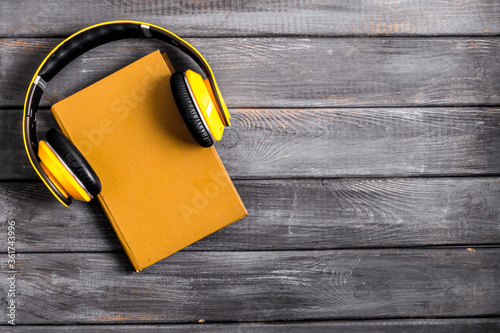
[221,128,240,148]
[354,282,371,300]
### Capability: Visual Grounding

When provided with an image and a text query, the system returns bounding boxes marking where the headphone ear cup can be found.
[43,129,102,199]
[170,72,214,147]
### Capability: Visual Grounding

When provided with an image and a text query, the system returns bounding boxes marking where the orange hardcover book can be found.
[51,50,247,271]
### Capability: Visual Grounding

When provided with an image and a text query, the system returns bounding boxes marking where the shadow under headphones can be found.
[23,21,231,207]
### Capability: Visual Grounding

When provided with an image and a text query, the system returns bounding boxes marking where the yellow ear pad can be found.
[38,140,92,202]
[184,69,225,141]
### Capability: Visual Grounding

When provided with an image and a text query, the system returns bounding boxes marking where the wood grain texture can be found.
[1,1,499,330]
[1,38,499,108]
[8,318,500,333]
[1,178,499,252]
[0,0,499,37]
[0,249,499,324]
[3,107,499,180]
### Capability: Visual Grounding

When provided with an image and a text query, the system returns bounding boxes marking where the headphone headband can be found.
[23,21,230,206]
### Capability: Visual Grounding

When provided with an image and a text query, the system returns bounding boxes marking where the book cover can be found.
[51,50,247,271]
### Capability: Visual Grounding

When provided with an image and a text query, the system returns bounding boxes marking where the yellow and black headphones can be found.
[23,21,231,207]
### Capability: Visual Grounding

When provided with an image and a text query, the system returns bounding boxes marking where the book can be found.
[51,50,248,271]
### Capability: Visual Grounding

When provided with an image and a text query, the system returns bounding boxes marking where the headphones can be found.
[23,21,231,207]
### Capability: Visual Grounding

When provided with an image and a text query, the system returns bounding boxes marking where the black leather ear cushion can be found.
[170,72,214,147]
[45,129,102,198]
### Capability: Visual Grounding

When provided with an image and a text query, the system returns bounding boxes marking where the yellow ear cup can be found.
[210,79,231,126]
[38,140,92,202]
[184,69,225,141]
[39,160,70,199]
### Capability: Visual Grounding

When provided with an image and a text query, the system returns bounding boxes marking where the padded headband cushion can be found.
[39,23,143,82]
[45,129,102,197]
[171,72,214,147]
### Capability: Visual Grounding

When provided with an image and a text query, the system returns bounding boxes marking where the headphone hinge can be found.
[34,75,47,91]
[140,24,152,38]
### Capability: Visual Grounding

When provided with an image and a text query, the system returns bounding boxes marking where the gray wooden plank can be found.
[0,0,499,37]
[1,177,499,252]
[1,38,499,108]
[2,107,499,180]
[7,318,500,333]
[0,249,498,324]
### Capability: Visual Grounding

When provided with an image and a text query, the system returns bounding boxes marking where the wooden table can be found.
[1,1,499,331]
